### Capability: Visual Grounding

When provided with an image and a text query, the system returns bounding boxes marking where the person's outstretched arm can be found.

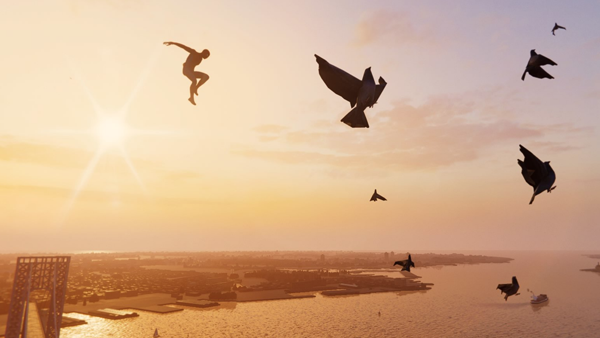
[163,41,195,53]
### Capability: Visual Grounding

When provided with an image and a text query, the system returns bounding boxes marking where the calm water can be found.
[61,251,600,338]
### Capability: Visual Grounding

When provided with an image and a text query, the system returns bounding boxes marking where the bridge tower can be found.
[4,256,71,338]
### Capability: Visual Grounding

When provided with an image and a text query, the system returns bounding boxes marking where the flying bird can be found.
[370,189,387,202]
[315,54,387,128]
[497,276,520,301]
[393,254,415,272]
[518,145,557,204]
[552,23,566,36]
[521,50,557,81]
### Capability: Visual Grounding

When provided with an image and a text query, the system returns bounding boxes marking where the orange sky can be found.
[1,1,599,251]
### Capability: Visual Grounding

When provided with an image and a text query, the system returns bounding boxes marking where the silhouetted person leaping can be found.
[164,41,210,105]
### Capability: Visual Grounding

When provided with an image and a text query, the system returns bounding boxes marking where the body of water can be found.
[61,251,600,338]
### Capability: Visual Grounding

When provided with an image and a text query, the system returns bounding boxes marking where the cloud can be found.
[160,170,203,183]
[0,183,213,206]
[252,124,288,134]
[238,95,588,173]
[0,138,161,172]
[66,0,142,14]
[0,140,91,169]
[353,10,437,47]
[0,137,204,186]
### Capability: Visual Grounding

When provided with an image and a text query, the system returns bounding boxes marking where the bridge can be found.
[4,257,70,338]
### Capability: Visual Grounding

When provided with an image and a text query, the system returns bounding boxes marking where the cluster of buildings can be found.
[183,251,511,270]
[0,250,511,315]
[64,263,236,304]
[243,268,429,293]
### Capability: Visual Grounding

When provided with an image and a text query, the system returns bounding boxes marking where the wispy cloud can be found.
[237,94,589,173]
[0,183,216,207]
[0,137,204,186]
[353,10,437,47]
[0,139,91,169]
[252,124,289,134]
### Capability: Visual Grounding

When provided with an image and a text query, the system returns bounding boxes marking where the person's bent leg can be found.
[188,80,197,105]
[195,72,210,94]
[184,70,197,105]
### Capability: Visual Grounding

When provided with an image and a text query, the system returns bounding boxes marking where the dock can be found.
[175,300,220,308]
[61,315,88,328]
[88,308,140,319]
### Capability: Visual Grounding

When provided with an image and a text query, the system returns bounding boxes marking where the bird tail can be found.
[529,192,536,204]
[341,107,369,128]
[521,70,527,81]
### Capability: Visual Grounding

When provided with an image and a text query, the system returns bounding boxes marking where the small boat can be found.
[154,328,160,337]
[580,262,600,273]
[530,292,549,304]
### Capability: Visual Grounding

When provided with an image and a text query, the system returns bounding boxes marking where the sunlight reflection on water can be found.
[61,252,600,338]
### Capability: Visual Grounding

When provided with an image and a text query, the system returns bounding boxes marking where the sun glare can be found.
[95,117,127,146]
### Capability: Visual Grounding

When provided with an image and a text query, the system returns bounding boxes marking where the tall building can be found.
[384,252,389,262]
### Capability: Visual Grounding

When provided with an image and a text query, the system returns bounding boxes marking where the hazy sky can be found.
[1,0,599,252]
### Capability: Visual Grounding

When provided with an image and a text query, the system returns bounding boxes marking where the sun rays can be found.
[95,116,127,146]
[59,50,168,224]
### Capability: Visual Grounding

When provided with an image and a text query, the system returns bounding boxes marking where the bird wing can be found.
[518,159,537,187]
[315,54,362,107]
[557,24,566,30]
[520,145,545,187]
[370,191,378,201]
[521,69,528,81]
[374,192,387,201]
[536,54,557,66]
[373,77,387,104]
[497,283,512,292]
[527,66,554,79]
[519,145,542,168]
[394,260,407,266]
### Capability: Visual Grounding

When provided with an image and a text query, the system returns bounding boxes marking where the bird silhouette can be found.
[497,276,520,301]
[552,23,566,36]
[521,50,557,81]
[315,54,387,128]
[518,145,557,204]
[370,189,387,202]
[393,254,415,272]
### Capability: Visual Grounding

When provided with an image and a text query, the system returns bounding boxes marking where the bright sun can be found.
[95,117,127,146]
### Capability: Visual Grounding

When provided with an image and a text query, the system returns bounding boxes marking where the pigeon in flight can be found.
[315,54,387,128]
[521,50,557,81]
[497,276,520,301]
[552,23,566,36]
[393,254,415,272]
[370,189,387,202]
[518,145,557,204]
